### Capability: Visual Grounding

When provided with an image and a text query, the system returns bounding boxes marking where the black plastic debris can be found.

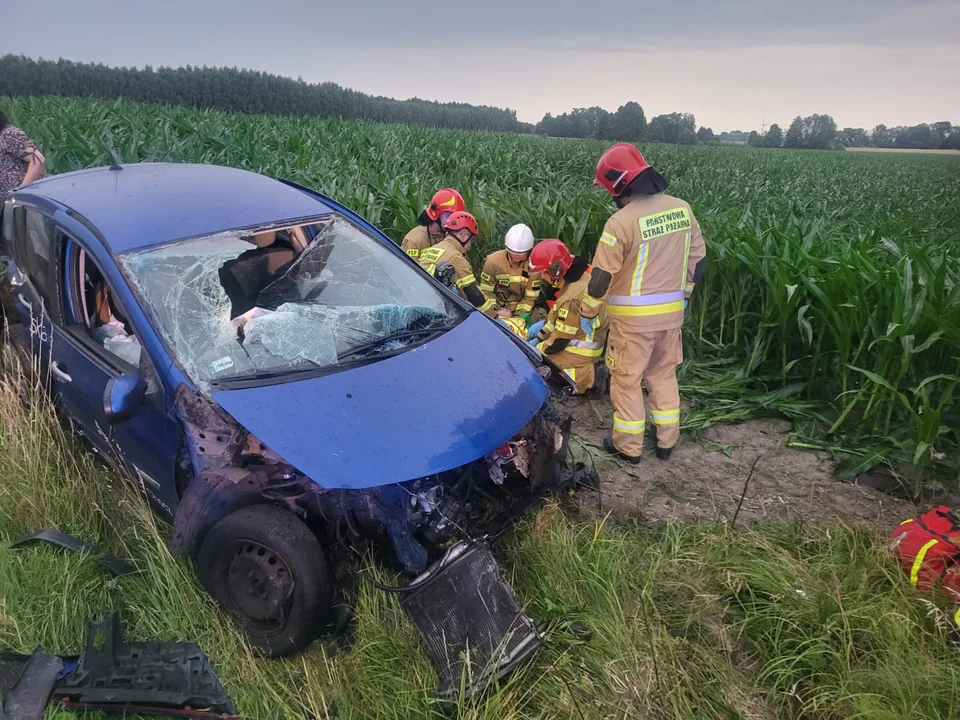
[51,612,238,719]
[0,650,64,720]
[399,541,542,699]
[10,529,136,576]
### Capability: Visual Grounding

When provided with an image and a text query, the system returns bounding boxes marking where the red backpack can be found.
[889,506,960,602]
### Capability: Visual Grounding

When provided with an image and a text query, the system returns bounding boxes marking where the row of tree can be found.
[0,55,534,134]
[534,106,720,145]
[0,55,712,146]
[747,115,960,150]
[4,55,956,150]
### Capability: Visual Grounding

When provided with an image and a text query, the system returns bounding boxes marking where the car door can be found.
[1,201,55,369]
[48,231,180,519]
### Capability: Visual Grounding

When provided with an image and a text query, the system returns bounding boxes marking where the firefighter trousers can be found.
[606,322,682,457]
[549,349,597,395]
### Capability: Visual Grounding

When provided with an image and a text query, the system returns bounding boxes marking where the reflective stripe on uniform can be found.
[524,289,540,298]
[954,606,960,628]
[544,322,555,332]
[613,415,645,434]
[606,290,685,317]
[496,274,525,283]
[555,322,578,334]
[600,231,617,247]
[480,283,496,292]
[631,243,649,296]
[607,301,684,317]
[456,273,477,288]
[563,367,577,382]
[607,290,686,306]
[650,408,680,426]
[684,282,695,294]
[911,539,939,586]
[515,302,533,313]
[566,339,604,357]
[479,298,496,313]
[582,294,604,309]
[679,231,692,287]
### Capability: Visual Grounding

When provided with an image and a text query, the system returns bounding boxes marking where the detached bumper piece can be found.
[52,612,238,719]
[400,541,542,700]
[1,651,64,720]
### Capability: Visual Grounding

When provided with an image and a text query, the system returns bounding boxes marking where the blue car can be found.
[0,163,574,658]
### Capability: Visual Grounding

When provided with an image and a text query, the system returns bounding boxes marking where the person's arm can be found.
[19,144,45,187]
[479,257,498,305]
[685,211,707,298]
[515,273,540,317]
[581,219,626,320]
[400,227,422,257]
[536,298,581,355]
[453,255,496,316]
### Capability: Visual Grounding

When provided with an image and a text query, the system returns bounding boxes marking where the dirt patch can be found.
[562,394,918,527]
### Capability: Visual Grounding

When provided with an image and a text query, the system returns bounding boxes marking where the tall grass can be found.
[3,95,959,479]
[1,362,960,718]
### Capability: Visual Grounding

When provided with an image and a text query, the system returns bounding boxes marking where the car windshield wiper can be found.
[337,325,453,363]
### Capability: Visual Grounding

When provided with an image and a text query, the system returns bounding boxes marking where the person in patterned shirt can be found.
[0,111,46,195]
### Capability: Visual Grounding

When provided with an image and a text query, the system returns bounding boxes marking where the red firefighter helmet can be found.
[442,211,478,236]
[594,143,651,197]
[425,188,466,221]
[529,239,574,280]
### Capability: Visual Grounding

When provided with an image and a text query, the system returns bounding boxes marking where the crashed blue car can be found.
[0,163,574,666]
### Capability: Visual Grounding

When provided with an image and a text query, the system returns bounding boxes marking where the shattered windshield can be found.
[118,214,462,391]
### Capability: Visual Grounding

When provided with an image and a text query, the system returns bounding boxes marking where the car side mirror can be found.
[103,374,147,424]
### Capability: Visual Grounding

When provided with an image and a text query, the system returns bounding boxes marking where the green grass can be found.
[1,366,960,719]
[4,95,958,484]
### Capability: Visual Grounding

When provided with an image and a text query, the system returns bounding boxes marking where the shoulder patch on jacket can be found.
[557,307,569,319]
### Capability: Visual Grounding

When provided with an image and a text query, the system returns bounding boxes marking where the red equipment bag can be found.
[889,506,960,602]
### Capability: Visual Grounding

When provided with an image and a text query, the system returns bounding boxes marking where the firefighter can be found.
[581,143,706,462]
[527,239,607,395]
[401,188,466,258]
[479,223,541,321]
[418,211,497,316]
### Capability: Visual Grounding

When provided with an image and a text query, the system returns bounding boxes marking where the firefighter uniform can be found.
[401,225,444,259]
[418,236,497,317]
[581,194,706,456]
[535,270,607,394]
[479,249,542,317]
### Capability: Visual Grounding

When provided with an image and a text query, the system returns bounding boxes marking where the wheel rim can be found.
[220,540,295,635]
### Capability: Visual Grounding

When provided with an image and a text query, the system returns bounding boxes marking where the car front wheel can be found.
[195,504,331,657]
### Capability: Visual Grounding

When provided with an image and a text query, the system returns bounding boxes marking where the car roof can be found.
[22,163,334,254]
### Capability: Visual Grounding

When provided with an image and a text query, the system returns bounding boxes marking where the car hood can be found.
[211,312,548,490]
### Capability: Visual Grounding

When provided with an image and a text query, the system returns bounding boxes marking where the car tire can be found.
[195,504,331,657]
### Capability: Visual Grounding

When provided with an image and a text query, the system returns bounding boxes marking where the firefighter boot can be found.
[604,436,642,464]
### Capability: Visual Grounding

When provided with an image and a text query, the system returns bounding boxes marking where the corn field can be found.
[4,95,959,482]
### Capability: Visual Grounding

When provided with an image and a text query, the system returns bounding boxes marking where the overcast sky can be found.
[6,0,959,130]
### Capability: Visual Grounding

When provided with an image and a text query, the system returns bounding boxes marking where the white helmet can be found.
[504,224,535,254]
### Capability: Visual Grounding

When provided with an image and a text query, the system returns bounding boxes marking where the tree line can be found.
[533,105,720,145]
[0,55,715,146]
[747,115,960,151]
[4,55,955,151]
[0,55,533,134]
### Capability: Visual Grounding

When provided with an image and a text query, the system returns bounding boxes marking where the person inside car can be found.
[219,231,297,318]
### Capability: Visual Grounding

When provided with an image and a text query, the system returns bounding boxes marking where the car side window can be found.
[13,206,55,308]
[64,240,142,369]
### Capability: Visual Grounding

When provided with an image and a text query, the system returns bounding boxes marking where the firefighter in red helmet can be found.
[401,188,466,258]
[527,239,607,395]
[581,143,707,462]
[418,211,497,317]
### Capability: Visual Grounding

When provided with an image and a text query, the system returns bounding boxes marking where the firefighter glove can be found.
[526,319,545,340]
